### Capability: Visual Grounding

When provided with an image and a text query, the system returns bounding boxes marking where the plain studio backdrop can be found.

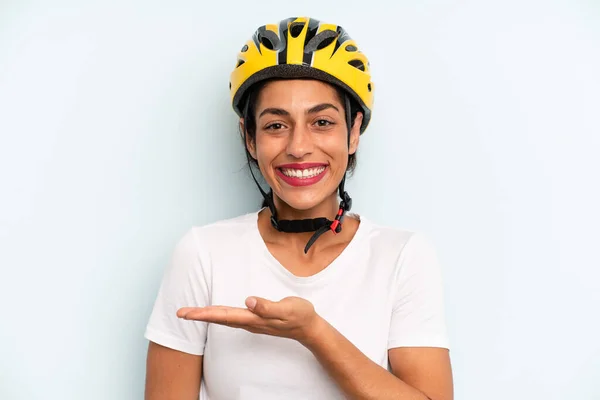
[1,1,599,399]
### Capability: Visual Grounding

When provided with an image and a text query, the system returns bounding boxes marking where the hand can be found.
[176,296,324,345]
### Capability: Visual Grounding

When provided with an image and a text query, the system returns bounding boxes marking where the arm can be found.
[302,317,452,400]
[145,341,203,400]
[144,228,210,398]
[389,347,453,400]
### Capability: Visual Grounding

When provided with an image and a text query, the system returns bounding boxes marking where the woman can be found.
[144,16,453,400]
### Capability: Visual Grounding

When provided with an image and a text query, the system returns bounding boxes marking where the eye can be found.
[315,119,334,128]
[265,122,284,130]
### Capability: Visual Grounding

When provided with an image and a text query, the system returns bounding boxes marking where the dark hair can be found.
[239,79,361,207]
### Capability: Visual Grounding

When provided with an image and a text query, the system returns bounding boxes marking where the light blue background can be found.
[1,1,599,399]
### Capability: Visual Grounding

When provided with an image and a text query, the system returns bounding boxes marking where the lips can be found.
[275,163,328,187]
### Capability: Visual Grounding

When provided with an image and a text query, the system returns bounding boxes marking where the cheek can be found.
[254,136,279,170]
[322,137,350,164]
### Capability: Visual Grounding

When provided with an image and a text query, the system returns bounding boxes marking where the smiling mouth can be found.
[278,166,327,179]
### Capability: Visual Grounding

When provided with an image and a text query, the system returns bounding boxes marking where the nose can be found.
[286,124,313,159]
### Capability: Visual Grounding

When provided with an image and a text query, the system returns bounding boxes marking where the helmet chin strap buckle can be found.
[330,191,352,234]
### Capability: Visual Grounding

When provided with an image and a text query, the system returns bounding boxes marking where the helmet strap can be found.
[243,92,354,254]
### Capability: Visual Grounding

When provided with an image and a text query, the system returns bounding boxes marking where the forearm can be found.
[301,316,431,400]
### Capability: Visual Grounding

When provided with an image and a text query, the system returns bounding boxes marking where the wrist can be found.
[298,314,330,350]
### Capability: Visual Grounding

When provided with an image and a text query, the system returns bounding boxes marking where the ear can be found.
[348,112,363,155]
[241,117,258,159]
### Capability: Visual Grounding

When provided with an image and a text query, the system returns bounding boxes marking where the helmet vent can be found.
[317,35,336,50]
[258,30,281,50]
[345,45,357,52]
[260,36,274,50]
[290,22,305,38]
[348,59,365,71]
[236,59,245,68]
[241,44,248,52]
[305,30,337,52]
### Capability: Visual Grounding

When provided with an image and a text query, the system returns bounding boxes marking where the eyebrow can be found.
[258,108,290,118]
[258,103,340,118]
[307,103,340,114]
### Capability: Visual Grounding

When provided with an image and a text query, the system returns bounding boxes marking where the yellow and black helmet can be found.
[230,16,374,133]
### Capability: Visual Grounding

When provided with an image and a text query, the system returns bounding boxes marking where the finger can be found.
[177,306,262,326]
[246,297,284,319]
[176,307,200,319]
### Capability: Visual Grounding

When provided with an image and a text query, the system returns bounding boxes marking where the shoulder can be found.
[191,211,258,238]
[357,214,440,267]
[175,211,259,255]
[359,214,431,251]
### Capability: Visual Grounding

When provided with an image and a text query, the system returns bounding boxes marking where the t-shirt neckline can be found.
[249,209,370,286]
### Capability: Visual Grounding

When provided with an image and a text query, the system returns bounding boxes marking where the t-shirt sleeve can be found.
[144,228,210,356]
[388,232,450,350]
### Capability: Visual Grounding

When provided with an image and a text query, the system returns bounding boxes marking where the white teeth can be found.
[281,166,326,179]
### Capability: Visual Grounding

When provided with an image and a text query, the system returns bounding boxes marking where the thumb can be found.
[245,296,280,318]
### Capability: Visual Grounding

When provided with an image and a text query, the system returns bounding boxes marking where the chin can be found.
[278,197,319,211]
[276,191,327,211]
[267,170,342,211]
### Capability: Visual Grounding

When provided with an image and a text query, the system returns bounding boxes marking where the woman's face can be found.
[245,79,362,211]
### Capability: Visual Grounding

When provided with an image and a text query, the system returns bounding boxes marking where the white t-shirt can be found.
[145,211,450,399]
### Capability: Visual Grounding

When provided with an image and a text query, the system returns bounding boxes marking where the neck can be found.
[260,192,339,249]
